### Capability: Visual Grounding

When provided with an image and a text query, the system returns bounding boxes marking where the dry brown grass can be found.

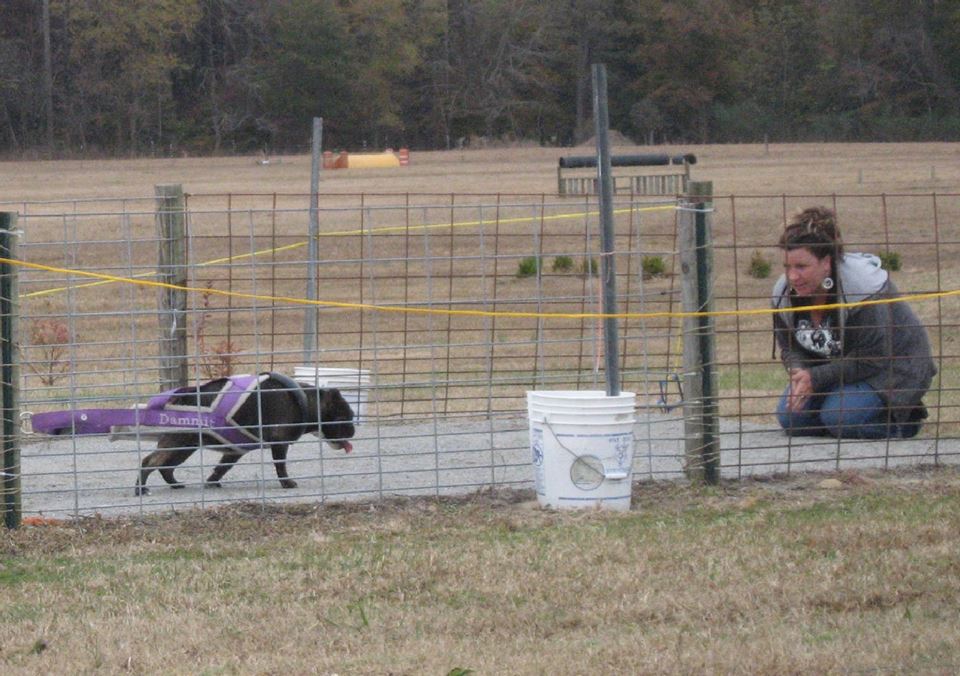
[3,146,960,673]
[6,143,960,429]
[3,142,960,200]
[2,466,959,674]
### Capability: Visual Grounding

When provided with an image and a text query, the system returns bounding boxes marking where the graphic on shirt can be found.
[795,318,841,357]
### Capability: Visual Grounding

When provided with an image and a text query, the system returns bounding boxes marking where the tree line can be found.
[2,0,959,157]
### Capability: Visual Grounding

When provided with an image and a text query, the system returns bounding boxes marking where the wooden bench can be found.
[557,153,696,196]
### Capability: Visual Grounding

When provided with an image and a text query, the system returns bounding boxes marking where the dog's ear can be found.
[320,388,354,421]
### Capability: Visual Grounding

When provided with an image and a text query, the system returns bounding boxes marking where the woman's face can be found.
[783,247,832,297]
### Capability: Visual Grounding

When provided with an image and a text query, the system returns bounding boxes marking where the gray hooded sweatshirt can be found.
[771,253,936,423]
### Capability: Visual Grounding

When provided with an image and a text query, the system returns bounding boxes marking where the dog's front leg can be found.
[205,453,243,488]
[270,443,297,488]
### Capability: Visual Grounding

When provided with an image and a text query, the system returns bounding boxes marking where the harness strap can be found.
[28,372,310,450]
[266,372,310,423]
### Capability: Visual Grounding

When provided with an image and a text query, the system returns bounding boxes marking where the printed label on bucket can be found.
[530,427,545,495]
[611,432,632,471]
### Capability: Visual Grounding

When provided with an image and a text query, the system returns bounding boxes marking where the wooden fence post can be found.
[680,181,719,484]
[155,184,188,389]
[1,212,21,528]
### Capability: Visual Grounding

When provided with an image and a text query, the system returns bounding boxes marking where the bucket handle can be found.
[20,411,33,435]
[657,373,684,413]
[538,415,634,482]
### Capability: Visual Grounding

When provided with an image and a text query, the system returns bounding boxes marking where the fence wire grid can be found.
[4,190,960,518]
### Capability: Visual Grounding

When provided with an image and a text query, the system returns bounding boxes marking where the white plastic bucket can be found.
[295,366,372,423]
[527,390,636,511]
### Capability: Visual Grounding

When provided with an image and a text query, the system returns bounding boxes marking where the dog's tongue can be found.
[342,440,353,453]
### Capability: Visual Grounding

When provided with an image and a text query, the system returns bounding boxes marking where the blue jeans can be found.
[776,382,907,439]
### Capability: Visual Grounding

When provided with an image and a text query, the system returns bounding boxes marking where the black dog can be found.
[134,374,354,496]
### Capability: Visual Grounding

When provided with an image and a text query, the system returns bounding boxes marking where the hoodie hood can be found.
[836,252,888,302]
[772,252,888,320]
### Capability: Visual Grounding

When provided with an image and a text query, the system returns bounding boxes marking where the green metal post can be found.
[1,212,22,528]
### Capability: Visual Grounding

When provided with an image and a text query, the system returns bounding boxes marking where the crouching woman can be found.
[772,206,936,438]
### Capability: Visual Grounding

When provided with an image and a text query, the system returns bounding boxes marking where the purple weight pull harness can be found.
[28,373,308,452]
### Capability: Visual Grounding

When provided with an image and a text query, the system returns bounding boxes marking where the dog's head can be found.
[303,386,355,453]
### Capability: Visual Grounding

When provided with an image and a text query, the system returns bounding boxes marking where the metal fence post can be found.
[303,116,323,364]
[680,182,719,484]
[155,184,188,389]
[1,212,21,528]
[591,63,620,397]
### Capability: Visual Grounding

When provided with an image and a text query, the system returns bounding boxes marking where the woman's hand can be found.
[788,368,814,412]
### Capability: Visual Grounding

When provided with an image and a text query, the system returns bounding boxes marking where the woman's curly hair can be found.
[778,206,844,260]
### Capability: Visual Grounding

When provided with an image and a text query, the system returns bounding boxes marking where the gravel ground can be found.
[15,410,959,519]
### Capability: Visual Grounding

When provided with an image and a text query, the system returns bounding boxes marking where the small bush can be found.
[642,255,666,279]
[748,250,772,279]
[27,316,73,386]
[879,250,902,271]
[199,339,243,379]
[580,257,599,277]
[196,284,245,378]
[552,255,574,273]
[516,256,540,278]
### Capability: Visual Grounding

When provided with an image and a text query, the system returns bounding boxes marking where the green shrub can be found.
[580,257,599,277]
[748,250,772,279]
[641,255,666,279]
[879,250,902,271]
[516,256,540,278]
[552,255,574,273]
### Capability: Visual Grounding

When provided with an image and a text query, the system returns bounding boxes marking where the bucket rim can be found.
[529,417,636,426]
[527,389,635,399]
[529,402,635,412]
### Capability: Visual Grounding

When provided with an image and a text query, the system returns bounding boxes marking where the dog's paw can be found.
[170,483,186,490]
[205,481,222,489]
[280,479,298,489]
[134,486,150,496]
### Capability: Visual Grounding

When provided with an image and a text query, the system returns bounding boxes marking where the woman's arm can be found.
[773,312,807,370]
[808,303,892,392]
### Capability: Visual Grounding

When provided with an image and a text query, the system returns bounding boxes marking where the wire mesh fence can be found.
[4,190,960,518]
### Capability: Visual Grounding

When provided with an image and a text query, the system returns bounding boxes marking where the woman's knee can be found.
[775,392,812,432]
[776,407,793,431]
[820,385,888,438]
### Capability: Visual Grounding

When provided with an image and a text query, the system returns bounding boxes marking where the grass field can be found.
[3,143,960,673]
[6,142,960,425]
[2,467,959,674]
[3,142,960,200]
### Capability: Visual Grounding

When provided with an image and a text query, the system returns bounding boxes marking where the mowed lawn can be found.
[2,144,960,674]
[2,467,959,674]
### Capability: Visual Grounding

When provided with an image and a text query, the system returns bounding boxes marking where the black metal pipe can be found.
[592,64,620,397]
[559,153,696,169]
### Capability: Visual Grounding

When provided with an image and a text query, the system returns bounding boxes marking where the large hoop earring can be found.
[821,276,834,290]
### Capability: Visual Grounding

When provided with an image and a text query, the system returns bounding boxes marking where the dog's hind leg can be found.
[205,453,242,488]
[158,451,193,489]
[134,455,160,496]
[270,443,297,489]
[134,444,194,496]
